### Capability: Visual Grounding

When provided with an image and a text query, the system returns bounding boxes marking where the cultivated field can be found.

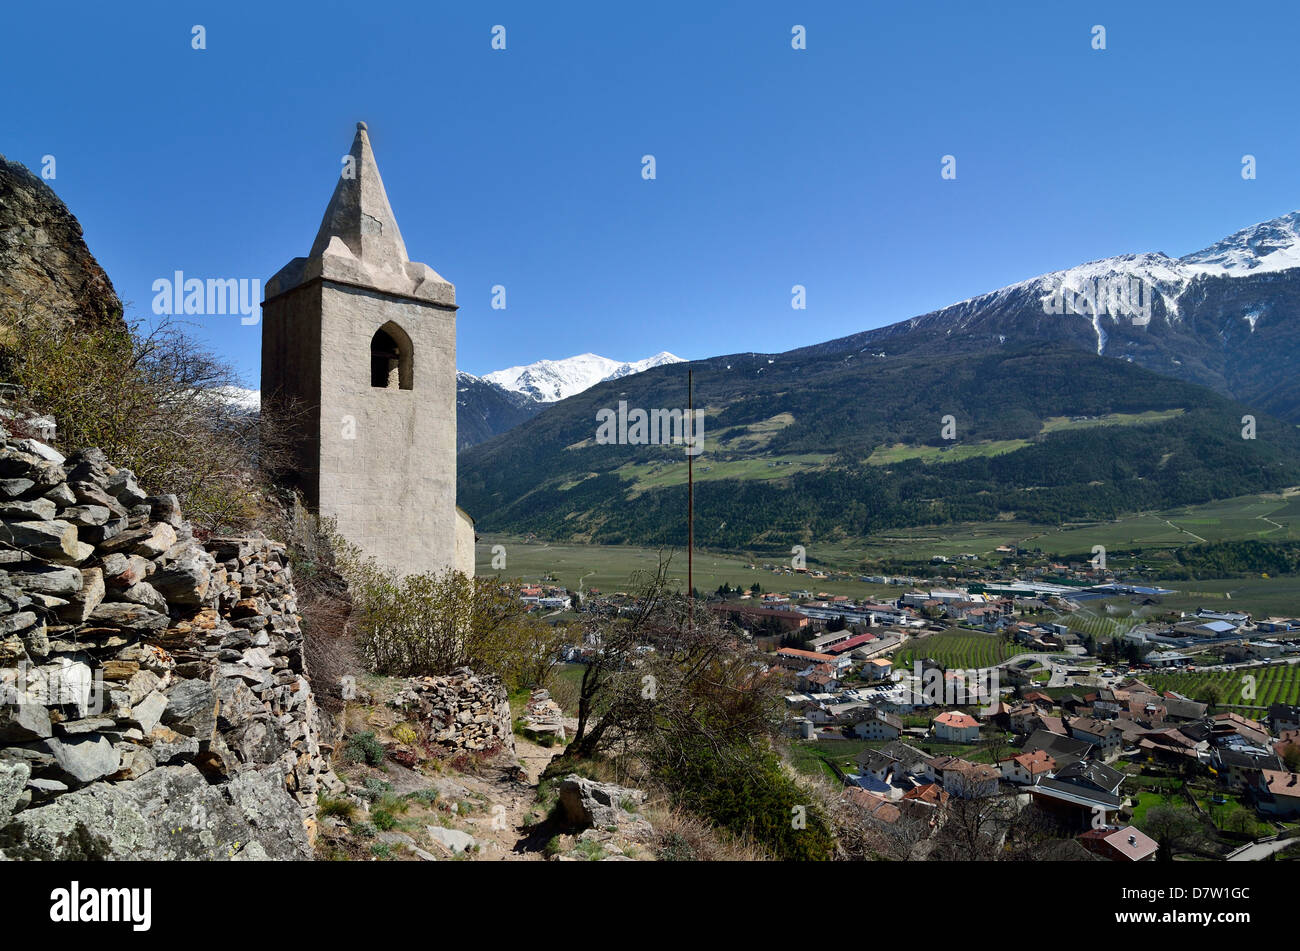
[892,631,1032,669]
[475,536,899,600]
[1143,664,1300,709]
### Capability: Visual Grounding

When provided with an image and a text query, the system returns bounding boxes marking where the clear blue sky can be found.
[5,0,1298,385]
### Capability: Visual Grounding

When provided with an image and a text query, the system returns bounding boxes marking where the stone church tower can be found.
[262,122,474,577]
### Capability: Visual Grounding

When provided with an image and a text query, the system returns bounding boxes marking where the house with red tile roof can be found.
[933,710,980,743]
[999,749,1056,785]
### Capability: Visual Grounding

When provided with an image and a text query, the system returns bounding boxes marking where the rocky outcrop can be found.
[0,415,341,860]
[389,667,515,755]
[0,763,309,860]
[557,774,648,832]
[0,155,122,329]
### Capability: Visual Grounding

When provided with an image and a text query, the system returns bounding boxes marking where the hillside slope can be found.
[458,345,1300,548]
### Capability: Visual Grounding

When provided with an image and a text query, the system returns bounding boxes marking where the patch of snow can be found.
[482,351,684,402]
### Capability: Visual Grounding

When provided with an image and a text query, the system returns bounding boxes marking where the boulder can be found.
[128,691,168,734]
[427,824,476,854]
[146,725,198,764]
[87,602,169,635]
[119,580,168,612]
[60,504,110,527]
[99,553,149,588]
[151,553,212,607]
[0,498,56,521]
[56,566,103,622]
[68,480,127,517]
[0,519,91,564]
[557,775,648,831]
[162,678,217,741]
[43,734,120,784]
[0,703,52,742]
[98,522,177,558]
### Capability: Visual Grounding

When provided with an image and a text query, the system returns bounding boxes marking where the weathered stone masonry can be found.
[0,420,341,859]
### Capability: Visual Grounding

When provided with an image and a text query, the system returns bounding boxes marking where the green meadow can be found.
[477,489,1300,613]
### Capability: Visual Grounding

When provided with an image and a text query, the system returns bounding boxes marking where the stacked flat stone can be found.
[390,666,515,754]
[0,414,342,859]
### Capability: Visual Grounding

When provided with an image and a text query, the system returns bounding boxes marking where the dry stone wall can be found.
[0,416,341,859]
[389,667,515,756]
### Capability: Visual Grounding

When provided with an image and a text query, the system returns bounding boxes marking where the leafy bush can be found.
[357,777,393,802]
[655,831,698,862]
[343,731,386,766]
[403,788,440,806]
[654,739,834,861]
[336,550,573,685]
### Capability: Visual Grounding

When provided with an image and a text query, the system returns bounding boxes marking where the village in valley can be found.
[503,545,1300,862]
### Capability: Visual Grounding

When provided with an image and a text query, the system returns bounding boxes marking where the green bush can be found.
[343,731,386,766]
[404,788,440,806]
[359,777,393,801]
[656,831,698,862]
[654,740,834,861]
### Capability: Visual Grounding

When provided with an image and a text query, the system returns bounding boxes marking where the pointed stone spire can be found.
[310,121,409,270]
[265,122,454,308]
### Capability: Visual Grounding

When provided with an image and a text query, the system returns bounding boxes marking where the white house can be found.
[933,711,980,743]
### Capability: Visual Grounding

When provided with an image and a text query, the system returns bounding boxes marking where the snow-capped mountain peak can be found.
[1179,210,1300,276]
[480,351,683,402]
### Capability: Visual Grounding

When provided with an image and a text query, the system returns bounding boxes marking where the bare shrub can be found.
[0,308,277,531]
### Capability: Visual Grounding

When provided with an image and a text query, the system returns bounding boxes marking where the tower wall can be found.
[261,122,474,579]
[316,281,460,577]
[261,281,323,506]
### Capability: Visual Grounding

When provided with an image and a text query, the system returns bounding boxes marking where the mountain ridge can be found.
[478,351,683,403]
[458,208,1300,546]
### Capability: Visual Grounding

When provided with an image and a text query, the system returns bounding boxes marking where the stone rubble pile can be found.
[0,420,342,859]
[520,687,566,742]
[390,666,515,755]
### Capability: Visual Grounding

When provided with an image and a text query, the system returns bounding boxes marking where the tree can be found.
[1222,806,1257,836]
[926,776,1015,861]
[1196,681,1225,709]
[553,555,835,859]
[1140,804,1202,861]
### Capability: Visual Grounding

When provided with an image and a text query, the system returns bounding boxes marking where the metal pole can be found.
[688,367,694,632]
